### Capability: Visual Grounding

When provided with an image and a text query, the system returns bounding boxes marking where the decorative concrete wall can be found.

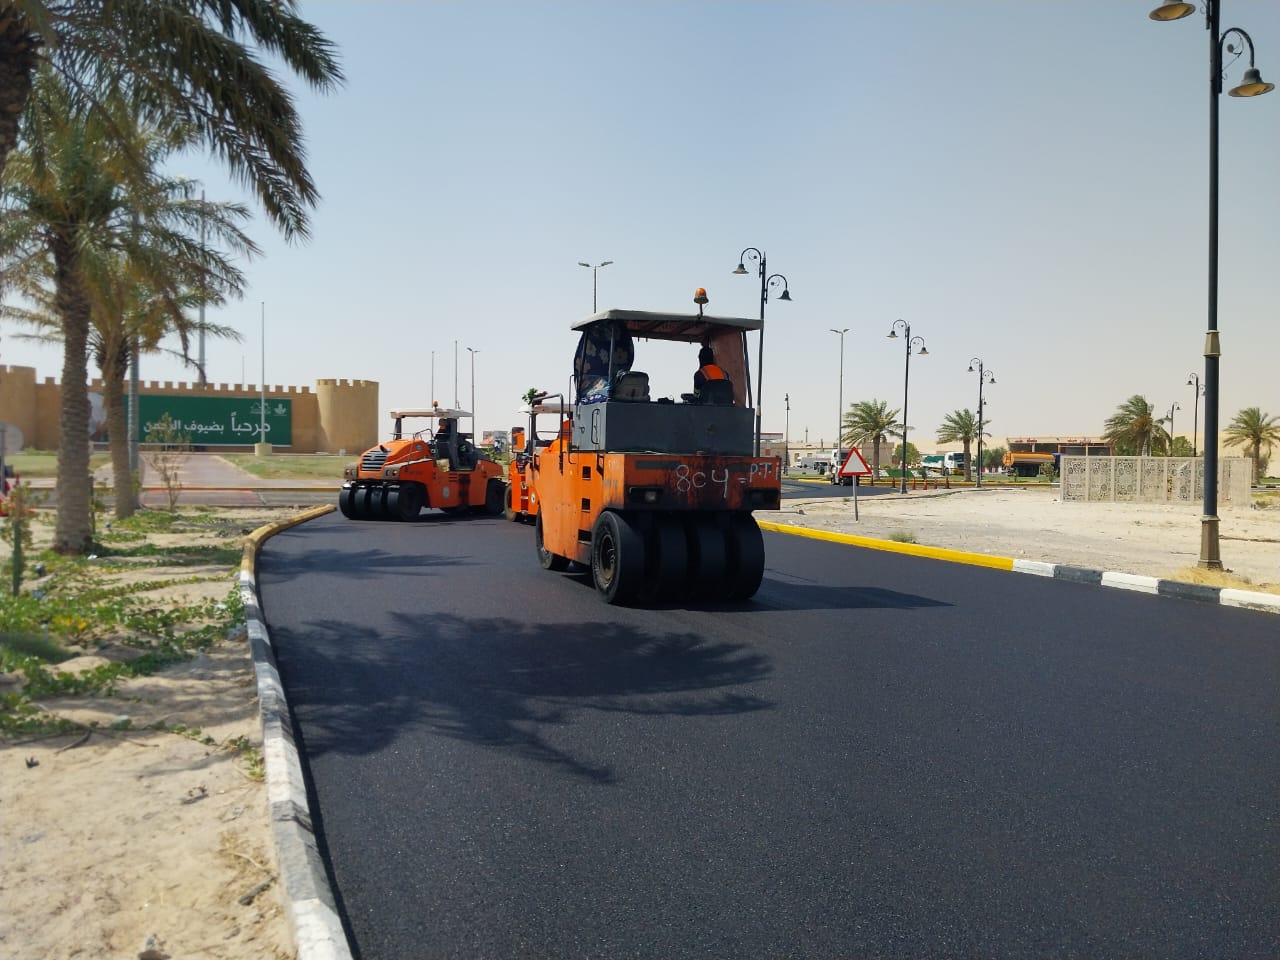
[0,365,379,453]
[1060,456,1253,507]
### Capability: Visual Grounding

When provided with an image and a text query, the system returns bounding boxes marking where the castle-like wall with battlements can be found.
[0,365,379,454]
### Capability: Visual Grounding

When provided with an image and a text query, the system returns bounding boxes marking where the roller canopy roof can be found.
[572,309,761,342]
[389,407,469,419]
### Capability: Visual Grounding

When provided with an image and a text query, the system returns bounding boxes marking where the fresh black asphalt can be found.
[256,510,1280,960]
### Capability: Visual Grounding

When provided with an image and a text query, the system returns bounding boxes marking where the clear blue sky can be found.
[4,1,1278,451]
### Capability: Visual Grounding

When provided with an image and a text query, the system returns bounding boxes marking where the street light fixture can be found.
[577,260,614,312]
[967,358,996,488]
[831,327,849,471]
[887,319,927,494]
[466,347,480,440]
[734,247,791,456]
[1167,401,1182,455]
[1151,0,1273,569]
[1187,372,1205,456]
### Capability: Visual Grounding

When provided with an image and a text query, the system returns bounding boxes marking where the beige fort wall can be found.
[0,365,379,454]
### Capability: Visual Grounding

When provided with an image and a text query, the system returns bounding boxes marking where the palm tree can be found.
[1103,395,1166,457]
[936,408,981,481]
[1224,407,1280,484]
[842,399,902,479]
[0,0,343,240]
[1,68,255,548]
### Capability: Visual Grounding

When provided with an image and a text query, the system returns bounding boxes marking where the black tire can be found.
[504,484,517,522]
[689,516,727,598]
[485,479,506,516]
[396,483,424,521]
[591,510,644,605]
[536,512,569,571]
[646,514,689,601]
[338,483,357,519]
[353,485,378,519]
[725,514,765,600]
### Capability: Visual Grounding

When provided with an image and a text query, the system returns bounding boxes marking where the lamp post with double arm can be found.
[577,260,614,312]
[967,358,996,488]
[1150,0,1273,568]
[888,319,927,494]
[734,247,791,456]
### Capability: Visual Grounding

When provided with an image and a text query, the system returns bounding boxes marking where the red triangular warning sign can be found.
[838,447,872,476]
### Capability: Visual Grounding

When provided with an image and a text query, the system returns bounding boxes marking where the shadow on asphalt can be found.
[277,614,774,785]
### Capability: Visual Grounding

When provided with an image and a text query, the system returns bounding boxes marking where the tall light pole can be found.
[734,247,791,456]
[1187,372,1204,456]
[784,392,791,474]
[1151,0,1273,568]
[577,260,614,312]
[1167,401,1181,455]
[887,319,927,494]
[830,327,849,465]
[967,358,996,487]
[454,339,458,408]
[467,347,480,439]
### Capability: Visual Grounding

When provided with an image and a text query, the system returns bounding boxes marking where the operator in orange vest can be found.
[692,345,728,401]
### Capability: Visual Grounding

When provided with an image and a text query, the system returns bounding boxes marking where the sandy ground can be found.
[1,508,299,960]
[1,491,1275,960]
[770,485,1279,589]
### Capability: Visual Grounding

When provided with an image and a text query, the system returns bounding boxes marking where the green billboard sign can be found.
[136,395,292,446]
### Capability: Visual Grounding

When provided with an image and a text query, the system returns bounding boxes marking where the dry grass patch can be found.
[1164,566,1280,596]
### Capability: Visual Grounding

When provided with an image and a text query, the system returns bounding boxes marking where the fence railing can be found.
[1060,456,1252,506]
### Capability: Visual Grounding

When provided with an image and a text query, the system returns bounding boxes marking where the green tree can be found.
[892,441,922,468]
[1170,435,1195,458]
[1224,407,1279,484]
[0,0,343,239]
[935,408,982,481]
[841,398,901,477]
[1,69,253,548]
[984,445,1007,472]
[1103,395,1166,457]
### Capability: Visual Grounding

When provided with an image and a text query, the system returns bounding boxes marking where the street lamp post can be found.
[1167,401,1181,455]
[577,260,614,312]
[467,347,480,440]
[888,319,927,494]
[1187,372,1204,456]
[784,393,791,474]
[734,247,791,456]
[967,358,996,488]
[1151,0,1273,568]
[831,327,849,469]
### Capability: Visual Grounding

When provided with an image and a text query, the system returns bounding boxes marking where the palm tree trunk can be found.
[51,235,94,554]
[101,338,137,519]
[0,13,37,183]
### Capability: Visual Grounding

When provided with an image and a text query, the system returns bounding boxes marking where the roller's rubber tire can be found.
[396,483,424,521]
[591,511,644,605]
[536,512,569,571]
[725,514,765,600]
[485,479,506,516]
[504,485,517,522]
[646,515,690,601]
[689,516,727,598]
[338,483,357,519]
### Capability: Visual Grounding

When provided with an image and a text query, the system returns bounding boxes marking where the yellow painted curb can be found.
[757,518,1015,571]
[242,505,336,576]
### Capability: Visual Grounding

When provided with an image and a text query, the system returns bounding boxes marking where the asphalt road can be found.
[258,511,1279,960]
